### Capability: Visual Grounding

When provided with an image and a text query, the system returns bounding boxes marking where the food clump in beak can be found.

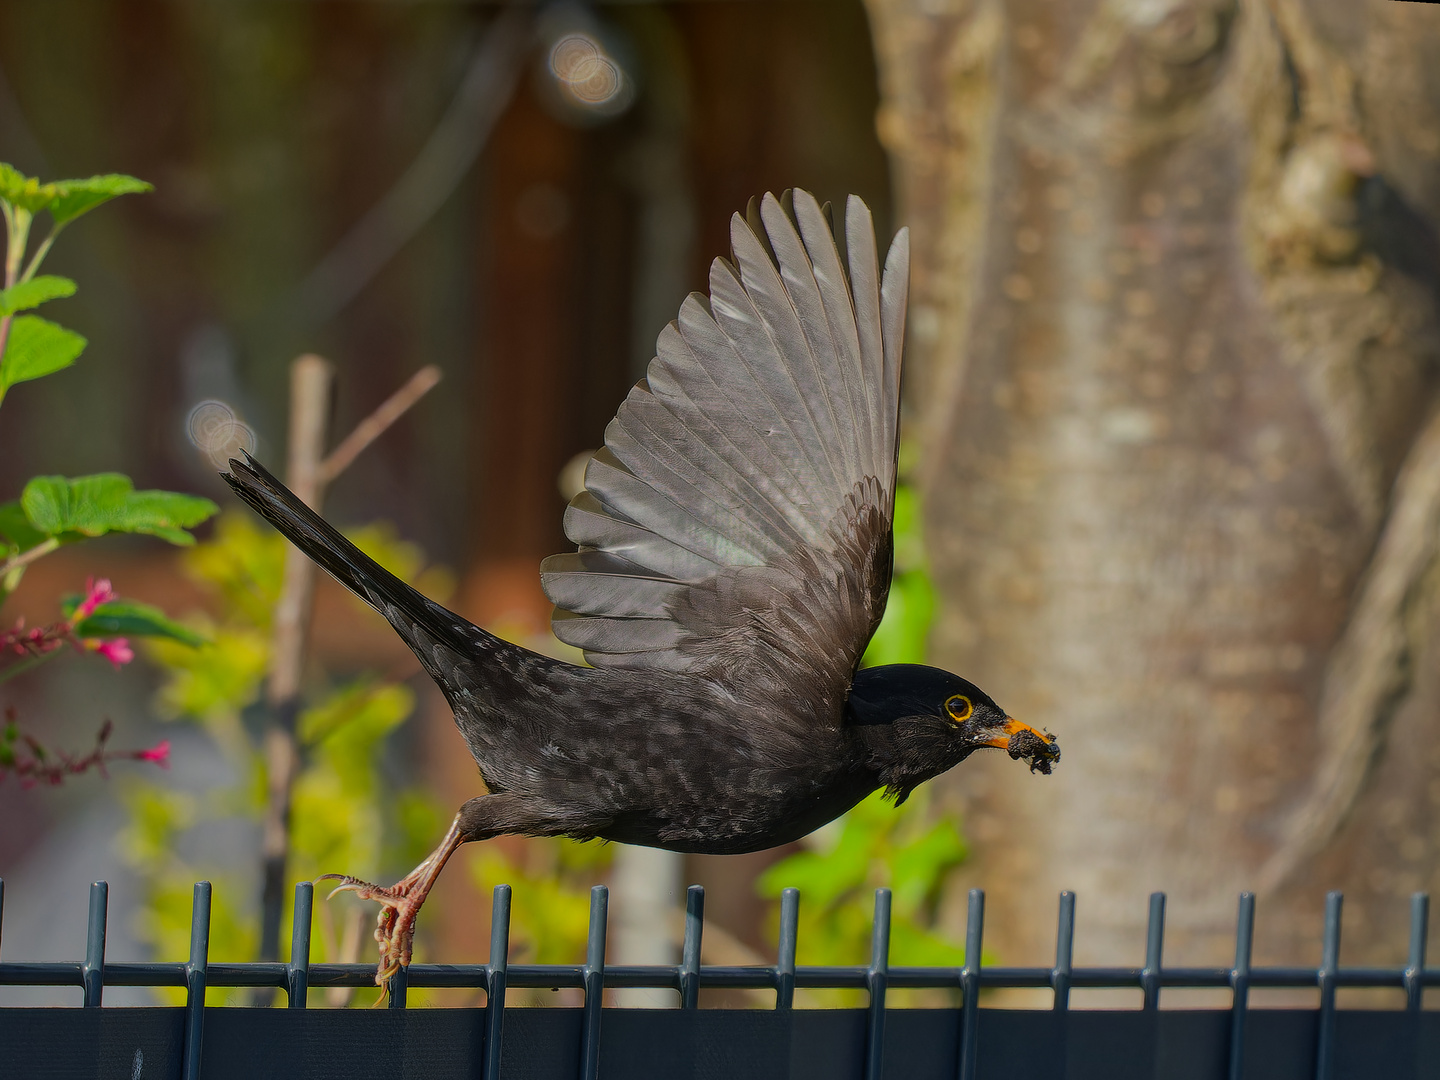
[1007,728,1060,775]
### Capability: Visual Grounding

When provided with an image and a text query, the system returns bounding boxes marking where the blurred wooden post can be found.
[610,846,683,1008]
[257,355,334,993]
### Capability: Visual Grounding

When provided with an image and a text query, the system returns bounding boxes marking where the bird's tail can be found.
[222,453,494,660]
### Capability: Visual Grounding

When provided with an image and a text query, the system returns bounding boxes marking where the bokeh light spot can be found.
[187,399,257,469]
[548,33,626,108]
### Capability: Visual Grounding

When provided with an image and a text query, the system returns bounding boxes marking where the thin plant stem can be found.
[0,649,60,685]
[19,224,60,284]
[0,201,23,374]
[0,314,12,385]
[3,203,29,287]
[0,537,59,580]
[318,365,442,483]
[2,202,17,287]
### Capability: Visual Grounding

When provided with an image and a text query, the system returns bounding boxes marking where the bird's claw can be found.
[315,873,423,986]
[318,872,404,905]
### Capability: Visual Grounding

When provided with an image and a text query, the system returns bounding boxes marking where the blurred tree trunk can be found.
[864,0,1440,967]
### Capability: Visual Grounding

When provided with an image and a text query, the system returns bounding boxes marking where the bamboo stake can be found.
[254,357,442,1000]
[256,356,334,997]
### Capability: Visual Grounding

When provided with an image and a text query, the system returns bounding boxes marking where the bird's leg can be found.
[320,814,467,985]
[320,793,576,986]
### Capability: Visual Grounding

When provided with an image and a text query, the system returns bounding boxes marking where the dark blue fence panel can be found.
[1,1007,1437,1079]
[2,876,1439,1079]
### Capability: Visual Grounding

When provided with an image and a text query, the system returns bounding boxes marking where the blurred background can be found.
[4,0,1440,1011]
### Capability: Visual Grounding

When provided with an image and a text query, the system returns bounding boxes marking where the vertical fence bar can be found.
[288,881,312,1008]
[1314,891,1342,1080]
[680,885,704,1010]
[388,962,408,1009]
[0,877,6,959]
[1227,892,1255,1080]
[1142,892,1166,1011]
[182,881,212,1080]
[1406,893,1428,1013]
[775,888,799,1010]
[864,888,891,1080]
[482,884,511,1080]
[579,885,608,1080]
[83,881,108,1008]
[957,888,985,1080]
[1052,891,1074,1012]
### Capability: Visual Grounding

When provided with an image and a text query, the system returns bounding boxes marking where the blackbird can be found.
[223,190,1059,982]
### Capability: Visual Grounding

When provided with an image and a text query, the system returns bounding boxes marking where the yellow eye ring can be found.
[946,694,973,723]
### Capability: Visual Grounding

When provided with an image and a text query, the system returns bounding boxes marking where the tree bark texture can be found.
[864,0,1440,969]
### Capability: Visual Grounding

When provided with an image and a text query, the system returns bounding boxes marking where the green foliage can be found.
[760,789,967,966]
[62,595,208,647]
[470,837,613,969]
[0,500,47,552]
[119,780,255,1004]
[0,162,213,655]
[46,174,154,226]
[149,627,269,736]
[759,789,967,1005]
[0,315,85,400]
[0,160,205,785]
[181,513,287,629]
[126,511,448,998]
[0,275,75,316]
[0,164,149,410]
[300,682,415,798]
[20,474,217,546]
[0,162,52,212]
[0,163,152,220]
[0,714,20,769]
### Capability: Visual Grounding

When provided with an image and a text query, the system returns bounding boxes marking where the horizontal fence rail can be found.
[0,877,1436,1079]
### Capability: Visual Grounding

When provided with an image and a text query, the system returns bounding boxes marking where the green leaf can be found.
[300,680,415,793]
[182,512,287,628]
[22,473,129,535]
[0,499,47,551]
[46,174,152,226]
[116,489,221,544]
[148,626,268,724]
[0,276,76,316]
[0,315,86,397]
[0,162,57,213]
[67,598,207,647]
[21,473,217,545]
[0,162,25,199]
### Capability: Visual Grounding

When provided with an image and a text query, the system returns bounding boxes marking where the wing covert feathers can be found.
[542,190,909,704]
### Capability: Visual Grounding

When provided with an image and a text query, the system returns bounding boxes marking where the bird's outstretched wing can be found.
[540,191,909,722]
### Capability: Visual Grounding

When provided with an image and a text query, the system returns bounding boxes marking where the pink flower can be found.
[135,740,171,768]
[91,637,134,667]
[74,578,117,622]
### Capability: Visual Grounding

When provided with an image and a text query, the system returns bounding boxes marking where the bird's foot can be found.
[319,871,433,985]
[318,817,464,986]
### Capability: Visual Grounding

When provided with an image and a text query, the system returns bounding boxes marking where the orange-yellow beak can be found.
[982,717,1055,750]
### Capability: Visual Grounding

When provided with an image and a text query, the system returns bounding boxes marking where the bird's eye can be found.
[945,695,973,723]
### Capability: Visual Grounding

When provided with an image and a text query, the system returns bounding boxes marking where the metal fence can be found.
[0,876,1436,1080]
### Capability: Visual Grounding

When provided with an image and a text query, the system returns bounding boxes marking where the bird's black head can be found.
[845,664,1059,801]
